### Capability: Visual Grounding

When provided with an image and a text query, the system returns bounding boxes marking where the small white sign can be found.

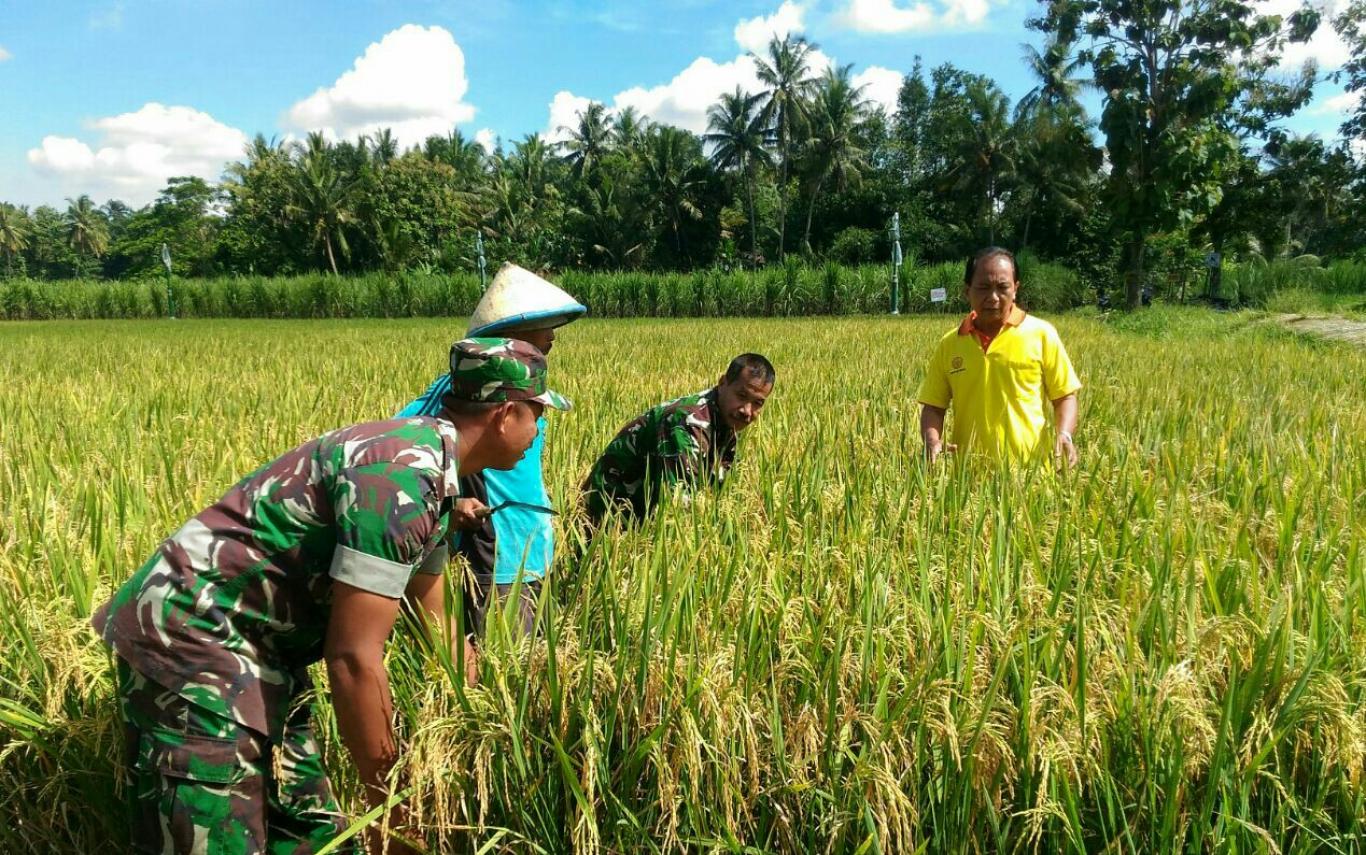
[930,287,947,303]
[160,243,172,273]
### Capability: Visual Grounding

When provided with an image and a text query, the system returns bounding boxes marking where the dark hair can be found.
[963,246,1018,284]
[438,391,503,418]
[724,353,776,386]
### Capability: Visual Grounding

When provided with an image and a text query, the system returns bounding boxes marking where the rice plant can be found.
[0,310,1362,852]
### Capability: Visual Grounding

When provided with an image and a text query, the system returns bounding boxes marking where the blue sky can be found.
[0,0,1357,207]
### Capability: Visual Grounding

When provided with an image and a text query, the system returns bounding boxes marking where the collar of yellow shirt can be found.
[959,306,1027,352]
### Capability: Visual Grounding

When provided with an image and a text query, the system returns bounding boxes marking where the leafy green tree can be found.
[752,34,819,260]
[364,153,471,270]
[107,177,220,278]
[705,87,772,266]
[1333,0,1366,140]
[218,135,300,274]
[1037,0,1320,307]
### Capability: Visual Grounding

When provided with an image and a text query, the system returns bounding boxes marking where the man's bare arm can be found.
[1052,393,1079,466]
[920,404,955,463]
[324,582,403,798]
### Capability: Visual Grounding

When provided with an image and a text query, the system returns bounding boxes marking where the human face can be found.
[515,326,556,356]
[964,255,1018,332]
[716,372,772,432]
[488,401,543,469]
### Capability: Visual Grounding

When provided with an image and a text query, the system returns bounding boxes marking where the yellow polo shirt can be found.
[917,308,1081,462]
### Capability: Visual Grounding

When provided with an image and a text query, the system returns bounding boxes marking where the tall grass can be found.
[1219,258,1366,308]
[1,311,1363,851]
[0,261,1086,321]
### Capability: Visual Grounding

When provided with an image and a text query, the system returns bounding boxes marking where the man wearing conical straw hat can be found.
[398,262,585,679]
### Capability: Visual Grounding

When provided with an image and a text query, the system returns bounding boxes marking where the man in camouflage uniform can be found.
[93,338,569,855]
[581,353,775,531]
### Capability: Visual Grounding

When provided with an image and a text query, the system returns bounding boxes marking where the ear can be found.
[490,402,515,434]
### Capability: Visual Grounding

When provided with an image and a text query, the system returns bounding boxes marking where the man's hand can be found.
[1054,432,1078,468]
[450,497,489,530]
[926,441,958,465]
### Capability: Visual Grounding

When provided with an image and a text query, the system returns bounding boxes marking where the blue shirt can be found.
[397,374,553,584]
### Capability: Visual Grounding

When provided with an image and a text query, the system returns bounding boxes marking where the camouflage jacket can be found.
[94,417,461,739]
[581,388,736,524]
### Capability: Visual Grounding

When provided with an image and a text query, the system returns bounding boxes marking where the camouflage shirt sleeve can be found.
[327,461,447,598]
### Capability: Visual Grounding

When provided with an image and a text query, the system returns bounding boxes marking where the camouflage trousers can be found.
[116,658,356,855]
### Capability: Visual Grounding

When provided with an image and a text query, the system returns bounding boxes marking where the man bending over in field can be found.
[918,246,1082,466]
[93,339,569,855]
[580,353,774,532]
[397,263,584,681]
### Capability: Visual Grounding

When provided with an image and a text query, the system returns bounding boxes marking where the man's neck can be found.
[971,314,1004,337]
[436,410,489,475]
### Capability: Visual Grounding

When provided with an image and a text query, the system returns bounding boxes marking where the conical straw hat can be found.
[467,263,587,336]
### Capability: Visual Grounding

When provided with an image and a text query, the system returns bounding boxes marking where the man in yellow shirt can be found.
[918,247,1082,465]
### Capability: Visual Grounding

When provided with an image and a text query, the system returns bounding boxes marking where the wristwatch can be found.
[1058,431,1073,443]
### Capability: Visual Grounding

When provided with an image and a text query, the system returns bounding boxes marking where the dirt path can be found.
[1274,314,1366,347]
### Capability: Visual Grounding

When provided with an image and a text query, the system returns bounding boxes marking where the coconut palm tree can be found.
[369,128,400,168]
[423,130,488,185]
[941,79,1017,245]
[65,195,110,263]
[640,126,707,258]
[751,34,819,260]
[286,132,358,275]
[560,101,613,180]
[611,106,651,151]
[0,203,32,275]
[799,66,871,254]
[1017,37,1090,120]
[704,87,772,266]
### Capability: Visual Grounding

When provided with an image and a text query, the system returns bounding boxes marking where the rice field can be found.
[1,310,1363,853]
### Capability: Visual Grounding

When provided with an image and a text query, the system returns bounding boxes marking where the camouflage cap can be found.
[448,337,572,411]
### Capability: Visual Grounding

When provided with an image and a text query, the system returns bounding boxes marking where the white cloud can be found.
[542,2,901,138]
[26,103,247,206]
[474,128,497,153]
[836,0,1000,33]
[544,90,595,142]
[853,66,904,115]
[1258,0,1351,70]
[0,46,12,63]
[614,56,769,133]
[734,2,807,55]
[284,24,476,148]
[1311,90,1362,115]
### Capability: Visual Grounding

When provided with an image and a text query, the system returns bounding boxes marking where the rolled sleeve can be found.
[329,545,414,598]
[327,460,445,595]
